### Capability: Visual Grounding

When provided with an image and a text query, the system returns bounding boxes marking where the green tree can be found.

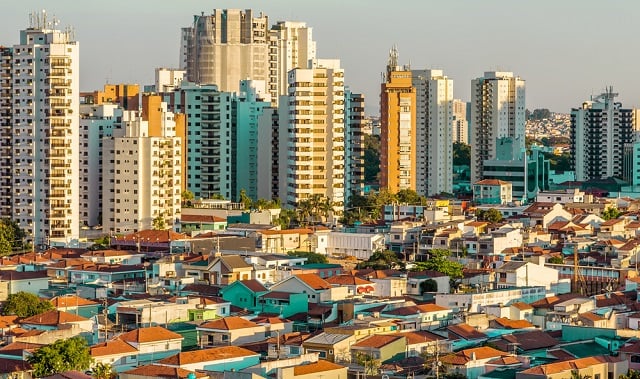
[354,351,380,376]
[275,209,296,229]
[287,251,328,264]
[412,249,463,280]
[239,189,252,210]
[453,142,471,166]
[152,213,167,230]
[357,250,403,270]
[364,134,380,183]
[620,370,640,379]
[476,208,503,223]
[396,189,423,204]
[548,256,564,264]
[2,292,53,317]
[181,190,195,207]
[602,207,622,221]
[92,362,115,379]
[0,219,27,255]
[28,337,93,377]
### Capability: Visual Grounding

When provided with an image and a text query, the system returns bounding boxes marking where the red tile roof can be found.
[294,359,346,375]
[510,302,533,310]
[352,334,404,349]
[400,330,446,345]
[239,279,268,293]
[113,229,189,243]
[295,273,332,290]
[0,357,31,374]
[325,275,373,286]
[158,346,258,365]
[50,295,99,308]
[118,326,183,343]
[181,214,226,223]
[198,316,260,331]
[492,317,535,329]
[519,356,620,375]
[440,346,507,365]
[20,310,89,326]
[122,364,206,378]
[474,179,511,186]
[90,339,138,357]
[447,323,487,340]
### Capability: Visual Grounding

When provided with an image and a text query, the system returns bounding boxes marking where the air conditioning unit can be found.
[166,271,175,277]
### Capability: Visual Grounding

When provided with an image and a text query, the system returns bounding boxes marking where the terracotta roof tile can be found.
[238,279,268,293]
[157,346,258,365]
[400,330,446,345]
[325,275,373,286]
[294,359,346,375]
[352,334,404,349]
[492,317,535,329]
[181,214,226,223]
[447,323,487,340]
[510,302,533,310]
[295,273,332,290]
[90,339,138,357]
[50,295,99,308]
[122,364,206,378]
[519,356,618,375]
[440,346,507,365]
[198,316,260,331]
[0,358,31,374]
[20,310,89,326]
[118,326,183,343]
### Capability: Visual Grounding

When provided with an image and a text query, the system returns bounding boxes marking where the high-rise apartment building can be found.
[233,80,272,201]
[571,89,633,181]
[80,83,139,111]
[269,21,316,101]
[280,59,346,214]
[155,68,185,93]
[344,90,365,202]
[452,99,468,144]
[0,47,13,219]
[79,103,121,227]
[9,16,80,245]
[183,9,270,94]
[102,101,182,234]
[380,47,416,193]
[413,69,453,196]
[470,71,526,183]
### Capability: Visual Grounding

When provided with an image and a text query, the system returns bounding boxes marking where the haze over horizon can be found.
[3,0,639,115]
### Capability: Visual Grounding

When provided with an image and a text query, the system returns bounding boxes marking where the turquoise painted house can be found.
[257,291,308,318]
[220,279,268,312]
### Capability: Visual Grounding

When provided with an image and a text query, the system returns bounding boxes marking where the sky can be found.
[3,0,640,115]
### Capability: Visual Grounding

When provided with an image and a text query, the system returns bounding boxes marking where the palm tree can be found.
[620,370,640,379]
[92,362,115,379]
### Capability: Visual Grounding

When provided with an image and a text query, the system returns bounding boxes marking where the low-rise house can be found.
[515,355,628,379]
[302,332,356,363]
[117,326,183,365]
[488,317,535,330]
[401,330,452,358]
[490,330,559,355]
[0,358,31,379]
[90,339,139,372]
[620,340,640,371]
[522,202,572,229]
[220,279,268,313]
[269,274,333,304]
[494,261,559,290]
[0,271,50,301]
[440,346,509,379]
[179,214,227,234]
[20,310,94,335]
[379,302,452,330]
[67,264,147,293]
[473,179,513,205]
[447,323,488,347]
[120,364,206,379]
[207,255,253,285]
[276,360,347,379]
[256,291,308,318]
[196,316,266,347]
[325,275,375,297]
[49,295,100,319]
[326,232,386,260]
[598,217,632,239]
[544,297,596,331]
[155,345,260,372]
[256,228,314,254]
[350,334,406,364]
[80,250,145,265]
[406,270,450,295]
[266,332,314,359]
[578,312,609,328]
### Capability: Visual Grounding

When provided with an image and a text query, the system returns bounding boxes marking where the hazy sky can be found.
[3,0,640,114]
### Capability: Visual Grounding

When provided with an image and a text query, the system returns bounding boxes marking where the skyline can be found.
[3,0,640,114]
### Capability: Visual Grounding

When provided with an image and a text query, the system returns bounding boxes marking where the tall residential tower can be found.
[470,71,526,183]
[380,47,416,193]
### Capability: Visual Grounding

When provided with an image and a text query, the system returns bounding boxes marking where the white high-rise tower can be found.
[413,69,454,196]
[471,71,526,183]
[11,13,80,245]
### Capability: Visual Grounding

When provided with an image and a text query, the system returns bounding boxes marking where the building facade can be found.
[571,89,633,181]
[10,17,80,245]
[280,59,346,214]
[0,47,13,219]
[380,47,416,193]
[344,90,365,203]
[102,101,182,234]
[452,99,468,144]
[413,69,453,196]
[183,9,270,94]
[471,71,526,183]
